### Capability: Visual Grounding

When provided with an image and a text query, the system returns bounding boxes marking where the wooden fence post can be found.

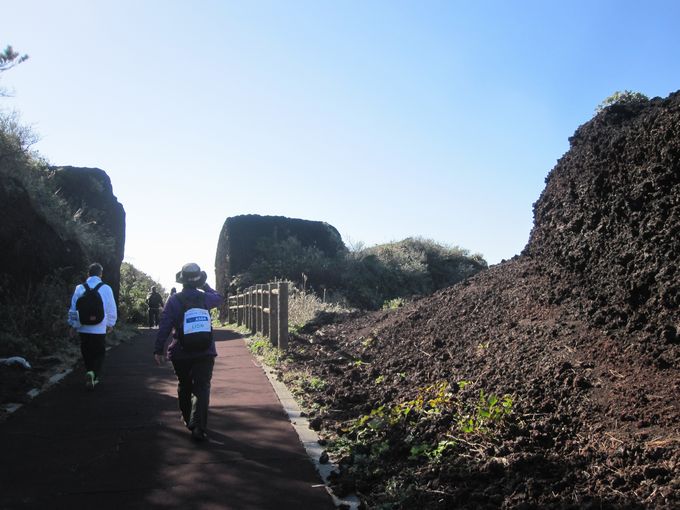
[250,286,257,334]
[237,291,243,326]
[277,282,289,349]
[262,284,270,338]
[244,288,250,329]
[253,285,257,333]
[256,284,262,334]
[243,289,247,328]
[269,283,279,347]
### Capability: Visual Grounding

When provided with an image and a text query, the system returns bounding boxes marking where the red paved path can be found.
[0,328,334,510]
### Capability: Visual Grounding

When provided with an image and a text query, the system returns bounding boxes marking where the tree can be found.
[1,45,29,97]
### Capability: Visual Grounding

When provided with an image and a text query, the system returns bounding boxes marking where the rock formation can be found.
[282,92,680,508]
[0,175,85,289]
[214,214,346,295]
[51,166,126,300]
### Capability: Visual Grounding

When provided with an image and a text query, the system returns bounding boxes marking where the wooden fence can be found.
[226,282,289,349]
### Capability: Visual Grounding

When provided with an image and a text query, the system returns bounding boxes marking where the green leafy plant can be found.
[247,336,284,366]
[459,390,513,434]
[382,297,405,310]
[361,337,375,348]
[308,375,325,390]
[596,90,649,112]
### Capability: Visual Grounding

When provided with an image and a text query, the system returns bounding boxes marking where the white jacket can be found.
[68,276,118,334]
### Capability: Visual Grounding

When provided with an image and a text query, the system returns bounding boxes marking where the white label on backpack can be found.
[68,310,80,326]
[183,308,211,335]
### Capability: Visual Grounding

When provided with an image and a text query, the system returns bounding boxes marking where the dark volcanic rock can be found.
[51,166,126,300]
[0,175,85,287]
[215,214,346,293]
[525,92,680,348]
[281,91,680,509]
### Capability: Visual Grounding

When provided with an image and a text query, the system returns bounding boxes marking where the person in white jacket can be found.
[67,263,117,390]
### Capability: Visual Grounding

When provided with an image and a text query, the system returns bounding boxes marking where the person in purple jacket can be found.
[154,263,223,441]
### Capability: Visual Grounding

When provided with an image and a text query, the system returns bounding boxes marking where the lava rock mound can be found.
[525,92,680,353]
[283,92,680,509]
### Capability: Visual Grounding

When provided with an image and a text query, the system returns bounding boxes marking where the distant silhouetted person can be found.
[67,262,118,390]
[154,263,223,441]
[147,286,164,328]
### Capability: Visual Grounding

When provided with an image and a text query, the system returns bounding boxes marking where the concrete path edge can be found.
[258,362,361,510]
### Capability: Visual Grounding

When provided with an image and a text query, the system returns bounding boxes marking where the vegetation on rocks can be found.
[118,262,167,324]
[233,236,486,311]
[0,113,112,358]
[0,50,122,364]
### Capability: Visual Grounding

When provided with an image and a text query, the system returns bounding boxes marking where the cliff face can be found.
[0,174,85,289]
[50,166,126,300]
[214,214,346,295]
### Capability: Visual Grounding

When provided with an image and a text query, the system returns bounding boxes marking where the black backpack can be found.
[76,282,105,325]
[148,292,163,309]
[176,292,212,352]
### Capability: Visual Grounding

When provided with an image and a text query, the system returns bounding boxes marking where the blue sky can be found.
[3,1,680,291]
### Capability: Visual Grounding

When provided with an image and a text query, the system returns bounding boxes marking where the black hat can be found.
[176,262,207,288]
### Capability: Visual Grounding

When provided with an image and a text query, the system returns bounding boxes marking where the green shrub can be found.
[231,234,487,312]
[0,273,73,358]
[118,262,167,324]
[343,237,487,309]
[596,90,649,112]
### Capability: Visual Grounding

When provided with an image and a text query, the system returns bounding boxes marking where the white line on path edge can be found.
[0,344,114,417]
[258,362,361,510]
[0,368,74,416]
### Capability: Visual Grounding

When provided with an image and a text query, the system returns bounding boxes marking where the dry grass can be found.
[288,288,350,328]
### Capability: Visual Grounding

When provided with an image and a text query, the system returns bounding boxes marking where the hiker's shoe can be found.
[191,427,208,442]
[85,371,96,391]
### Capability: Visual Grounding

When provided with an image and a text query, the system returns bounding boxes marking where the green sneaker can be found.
[85,371,96,391]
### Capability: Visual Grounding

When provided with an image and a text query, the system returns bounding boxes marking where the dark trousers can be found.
[149,308,161,327]
[79,333,106,378]
[171,356,215,431]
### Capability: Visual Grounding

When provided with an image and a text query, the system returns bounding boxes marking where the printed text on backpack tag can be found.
[183,308,211,334]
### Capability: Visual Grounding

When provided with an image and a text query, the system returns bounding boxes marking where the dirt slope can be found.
[282,92,680,509]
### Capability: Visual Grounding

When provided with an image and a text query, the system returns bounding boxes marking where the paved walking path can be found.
[0,328,335,510]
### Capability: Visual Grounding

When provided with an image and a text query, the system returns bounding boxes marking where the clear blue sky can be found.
[3,1,680,291]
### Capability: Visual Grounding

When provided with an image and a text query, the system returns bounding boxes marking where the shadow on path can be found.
[0,328,333,510]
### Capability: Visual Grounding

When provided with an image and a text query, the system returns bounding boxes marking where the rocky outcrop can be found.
[0,174,85,289]
[50,166,126,300]
[215,214,346,295]
[281,91,680,509]
[524,92,680,346]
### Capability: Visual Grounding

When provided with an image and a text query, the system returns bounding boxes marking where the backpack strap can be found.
[175,292,187,312]
[83,282,104,292]
[176,291,206,310]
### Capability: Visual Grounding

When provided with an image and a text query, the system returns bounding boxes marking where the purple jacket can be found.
[154,284,223,360]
